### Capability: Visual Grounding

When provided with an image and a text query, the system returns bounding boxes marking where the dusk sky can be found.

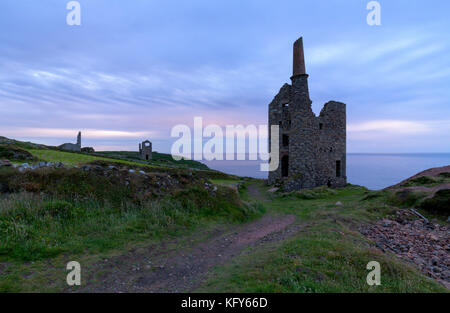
[1,0,449,154]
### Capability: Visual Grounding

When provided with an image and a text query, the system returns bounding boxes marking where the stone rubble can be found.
[0,159,218,196]
[360,209,450,288]
[0,160,12,167]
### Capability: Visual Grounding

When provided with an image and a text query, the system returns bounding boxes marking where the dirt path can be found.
[247,182,270,202]
[79,214,302,293]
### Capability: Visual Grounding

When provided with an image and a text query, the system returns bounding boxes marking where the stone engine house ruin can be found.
[139,140,152,161]
[58,131,81,152]
[268,37,347,191]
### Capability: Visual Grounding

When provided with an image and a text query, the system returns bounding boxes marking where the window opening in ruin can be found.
[319,123,323,130]
[336,160,341,177]
[282,134,289,147]
[282,155,289,177]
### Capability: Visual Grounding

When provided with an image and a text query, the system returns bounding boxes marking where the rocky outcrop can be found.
[0,145,36,161]
[0,161,218,199]
[384,166,450,216]
[360,209,450,289]
[388,165,450,189]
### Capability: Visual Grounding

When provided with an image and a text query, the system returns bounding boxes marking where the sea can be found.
[201,154,450,190]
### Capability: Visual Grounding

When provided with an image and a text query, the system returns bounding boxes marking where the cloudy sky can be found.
[0,0,449,153]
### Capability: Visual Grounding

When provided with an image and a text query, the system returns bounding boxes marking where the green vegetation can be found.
[0,145,36,162]
[92,151,209,170]
[0,167,262,263]
[0,136,447,293]
[1,135,209,171]
[420,189,450,215]
[210,178,241,187]
[386,189,429,208]
[199,225,443,292]
[0,137,233,181]
[0,187,261,263]
[359,175,449,217]
[0,139,258,292]
[293,186,338,200]
[28,149,157,168]
[198,183,446,293]
[25,149,233,180]
[401,175,450,188]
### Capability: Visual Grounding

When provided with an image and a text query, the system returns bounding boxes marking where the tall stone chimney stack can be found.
[292,37,306,76]
[77,131,81,147]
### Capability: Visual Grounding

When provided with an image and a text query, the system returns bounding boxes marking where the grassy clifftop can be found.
[198,181,448,293]
[0,136,448,293]
[0,137,255,266]
[0,136,210,171]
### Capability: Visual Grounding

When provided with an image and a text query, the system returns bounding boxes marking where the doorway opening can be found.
[281,155,289,177]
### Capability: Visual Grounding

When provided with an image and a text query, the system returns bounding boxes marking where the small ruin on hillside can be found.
[59,131,81,152]
[139,140,152,160]
[268,37,347,191]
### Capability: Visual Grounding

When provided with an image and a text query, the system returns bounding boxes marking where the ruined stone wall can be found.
[140,140,152,161]
[268,84,291,185]
[316,101,347,187]
[268,37,347,191]
[287,74,318,190]
[58,131,81,152]
[58,143,81,152]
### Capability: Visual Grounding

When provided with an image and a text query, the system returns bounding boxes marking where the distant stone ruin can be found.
[139,140,152,160]
[81,147,95,153]
[58,131,81,152]
[268,37,347,191]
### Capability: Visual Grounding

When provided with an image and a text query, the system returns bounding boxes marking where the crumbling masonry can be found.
[139,140,152,161]
[268,37,347,191]
[58,131,81,152]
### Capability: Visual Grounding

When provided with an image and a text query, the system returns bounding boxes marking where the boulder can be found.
[81,147,95,153]
[0,160,12,167]
[267,187,279,193]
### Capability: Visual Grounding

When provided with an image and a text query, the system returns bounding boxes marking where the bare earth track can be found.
[79,213,301,292]
[74,183,304,292]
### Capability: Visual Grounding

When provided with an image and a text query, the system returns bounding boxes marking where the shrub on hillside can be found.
[387,189,428,208]
[43,200,77,218]
[0,183,262,261]
[419,189,450,215]
[295,186,338,200]
[401,176,438,187]
[0,144,36,161]
[0,167,132,205]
